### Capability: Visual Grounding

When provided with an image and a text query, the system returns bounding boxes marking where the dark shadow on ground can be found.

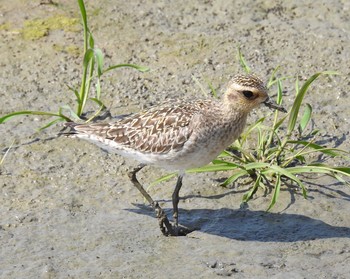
[127,204,350,242]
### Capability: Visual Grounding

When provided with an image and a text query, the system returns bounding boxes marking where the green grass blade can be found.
[287,165,350,185]
[267,174,281,211]
[218,150,233,157]
[94,48,104,77]
[78,49,95,116]
[264,164,307,198]
[243,162,270,170]
[0,111,70,123]
[89,95,105,108]
[148,172,177,190]
[67,84,80,102]
[77,0,87,30]
[59,105,80,121]
[83,48,95,68]
[88,30,95,48]
[287,140,349,157]
[85,97,106,122]
[188,162,240,173]
[104,63,150,73]
[333,173,349,185]
[206,79,218,98]
[288,164,350,177]
[330,166,350,175]
[219,148,246,163]
[221,169,249,186]
[295,76,299,96]
[273,114,289,130]
[268,75,292,88]
[287,71,338,135]
[77,0,89,52]
[231,144,256,162]
[39,118,65,131]
[266,79,285,149]
[212,159,239,165]
[267,66,280,88]
[243,117,265,135]
[237,47,251,73]
[242,175,261,202]
[95,78,101,100]
[257,127,264,158]
[298,103,312,135]
[276,79,283,105]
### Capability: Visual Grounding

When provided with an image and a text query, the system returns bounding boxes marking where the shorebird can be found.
[62,74,286,236]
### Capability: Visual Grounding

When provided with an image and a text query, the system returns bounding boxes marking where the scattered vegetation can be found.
[1,1,349,211]
[0,0,148,128]
[190,51,350,210]
[151,51,350,210]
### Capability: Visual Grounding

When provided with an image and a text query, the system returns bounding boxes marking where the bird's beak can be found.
[264,98,287,113]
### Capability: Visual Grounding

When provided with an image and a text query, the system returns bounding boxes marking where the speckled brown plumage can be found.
[62,74,285,236]
[67,100,210,154]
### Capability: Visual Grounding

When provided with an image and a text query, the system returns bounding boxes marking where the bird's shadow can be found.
[126,204,350,242]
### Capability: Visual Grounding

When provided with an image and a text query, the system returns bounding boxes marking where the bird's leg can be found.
[171,174,194,236]
[172,174,184,229]
[128,164,175,236]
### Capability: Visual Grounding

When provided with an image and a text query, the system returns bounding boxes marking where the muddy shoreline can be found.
[1,1,350,278]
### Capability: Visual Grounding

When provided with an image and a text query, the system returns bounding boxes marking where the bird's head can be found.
[224,74,286,113]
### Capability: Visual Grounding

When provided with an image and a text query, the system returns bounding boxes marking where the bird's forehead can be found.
[229,74,267,92]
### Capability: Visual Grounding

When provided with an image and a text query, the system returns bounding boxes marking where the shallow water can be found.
[1,0,350,278]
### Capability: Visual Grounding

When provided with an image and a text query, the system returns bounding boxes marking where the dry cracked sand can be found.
[1,0,350,278]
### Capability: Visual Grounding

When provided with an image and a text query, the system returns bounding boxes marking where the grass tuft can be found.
[0,0,149,129]
[153,55,349,210]
[203,68,349,210]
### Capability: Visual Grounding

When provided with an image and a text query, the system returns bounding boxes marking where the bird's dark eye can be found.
[242,90,254,99]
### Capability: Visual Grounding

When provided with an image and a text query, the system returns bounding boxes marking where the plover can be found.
[62,74,286,236]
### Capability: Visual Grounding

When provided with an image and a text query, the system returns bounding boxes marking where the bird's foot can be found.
[174,224,194,236]
[153,202,194,236]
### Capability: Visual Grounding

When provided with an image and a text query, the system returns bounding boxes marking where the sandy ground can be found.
[1,0,350,278]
